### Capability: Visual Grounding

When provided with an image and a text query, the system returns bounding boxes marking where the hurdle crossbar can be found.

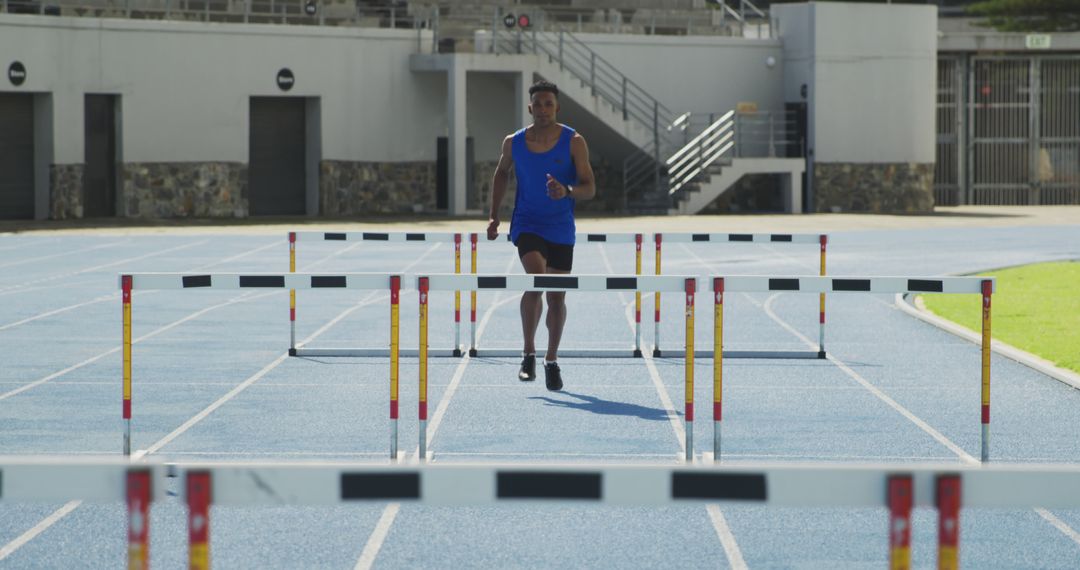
[653,233,829,360]
[710,275,996,463]
[5,457,1080,568]
[289,231,465,357]
[118,272,403,460]
[418,273,698,460]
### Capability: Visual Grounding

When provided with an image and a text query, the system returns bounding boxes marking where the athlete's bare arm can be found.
[488,135,514,240]
[544,133,596,201]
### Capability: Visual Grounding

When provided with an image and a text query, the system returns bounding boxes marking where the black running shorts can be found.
[514,232,574,271]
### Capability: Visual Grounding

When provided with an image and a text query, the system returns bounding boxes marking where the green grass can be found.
[918,261,1080,375]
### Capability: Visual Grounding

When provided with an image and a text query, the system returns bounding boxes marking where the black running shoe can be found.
[518,354,536,381]
[544,362,563,391]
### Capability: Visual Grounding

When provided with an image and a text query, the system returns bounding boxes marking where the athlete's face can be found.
[528,91,559,127]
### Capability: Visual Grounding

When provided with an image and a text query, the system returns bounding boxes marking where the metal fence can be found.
[936,54,1080,206]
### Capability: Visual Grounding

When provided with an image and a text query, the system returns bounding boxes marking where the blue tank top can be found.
[510,125,577,245]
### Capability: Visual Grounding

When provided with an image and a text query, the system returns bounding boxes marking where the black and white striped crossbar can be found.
[293,231,460,243]
[118,273,399,291]
[419,274,695,293]
[499,233,642,244]
[717,276,995,294]
[7,459,1080,508]
[659,233,823,244]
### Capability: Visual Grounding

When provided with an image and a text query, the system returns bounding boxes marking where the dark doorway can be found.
[436,136,474,211]
[0,93,36,219]
[249,97,306,215]
[84,94,118,218]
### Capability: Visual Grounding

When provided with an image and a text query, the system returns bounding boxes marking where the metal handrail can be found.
[667,112,737,194]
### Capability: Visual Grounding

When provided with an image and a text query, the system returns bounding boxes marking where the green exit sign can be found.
[1026,34,1052,50]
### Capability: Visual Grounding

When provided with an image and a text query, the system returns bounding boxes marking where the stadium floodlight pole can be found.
[289,231,297,355]
[390,276,401,460]
[454,234,462,356]
[634,234,643,357]
[937,474,961,569]
[419,277,430,462]
[470,233,479,357]
[981,279,993,462]
[818,234,827,358]
[653,234,663,356]
[713,277,724,462]
[888,475,913,570]
[127,468,152,570]
[684,277,695,462]
[187,471,211,570]
[122,274,133,456]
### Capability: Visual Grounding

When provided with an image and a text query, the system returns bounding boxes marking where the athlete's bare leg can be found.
[544,267,569,361]
[519,251,547,354]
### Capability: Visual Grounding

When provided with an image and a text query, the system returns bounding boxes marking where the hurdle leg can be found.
[289,231,297,356]
[684,277,695,462]
[818,234,827,358]
[981,279,993,462]
[888,475,913,570]
[187,471,212,570]
[634,234,643,357]
[390,276,401,460]
[419,277,429,461]
[127,468,152,570]
[713,278,724,462]
[453,234,462,357]
[122,275,133,456]
[653,233,663,357]
[469,233,478,357]
[936,474,961,570]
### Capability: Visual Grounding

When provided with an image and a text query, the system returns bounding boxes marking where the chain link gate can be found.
[936,54,1080,205]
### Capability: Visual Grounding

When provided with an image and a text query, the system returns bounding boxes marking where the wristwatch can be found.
[566,185,574,198]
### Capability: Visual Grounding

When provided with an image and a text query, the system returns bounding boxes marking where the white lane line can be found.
[761,293,980,465]
[0,291,272,402]
[354,503,401,570]
[1035,509,1080,547]
[0,240,282,332]
[0,501,82,562]
[135,242,445,460]
[0,241,121,270]
[597,246,685,454]
[0,243,442,559]
[357,249,518,569]
[707,505,749,570]
[0,239,209,295]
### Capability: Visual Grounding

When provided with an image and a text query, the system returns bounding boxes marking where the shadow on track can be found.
[528,391,676,421]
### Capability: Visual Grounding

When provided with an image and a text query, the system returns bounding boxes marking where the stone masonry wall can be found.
[814,162,935,213]
[321,160,437,216]
[50,164,84,220]
[122,162,248,218]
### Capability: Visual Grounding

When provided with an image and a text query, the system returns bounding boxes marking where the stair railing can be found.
[667,110,736,195]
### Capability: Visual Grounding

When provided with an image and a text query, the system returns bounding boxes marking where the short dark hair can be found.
[528,80,559,100]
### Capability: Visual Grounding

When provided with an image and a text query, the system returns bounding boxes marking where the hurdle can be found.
[416,273,697,461]
[708,275,996,463]
[119,273,404,460]
[652,233,829,359]
[288,231,468,357]
[6,458,1080,568]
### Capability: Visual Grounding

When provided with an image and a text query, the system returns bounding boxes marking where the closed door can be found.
[0,94,35,219]
[249,97,306,216]
[84,94,117,217]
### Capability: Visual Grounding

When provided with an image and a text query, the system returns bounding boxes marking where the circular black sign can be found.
[304,1,316,16]
[503,13,516,28]
[276,68,295,91]
[8,61,26,86]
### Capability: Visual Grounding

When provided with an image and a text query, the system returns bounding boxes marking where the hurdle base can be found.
[651,349,825,359]
[288,348,297,357]
[817,350,827,359]
[633,349,643,358]
[652,348,662,357]
[292,347,463,358]
[467,348,643,358]
[453,348,463,357]
[468,348,478,357]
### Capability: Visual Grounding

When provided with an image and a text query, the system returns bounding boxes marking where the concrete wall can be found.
[576,32,786,116]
